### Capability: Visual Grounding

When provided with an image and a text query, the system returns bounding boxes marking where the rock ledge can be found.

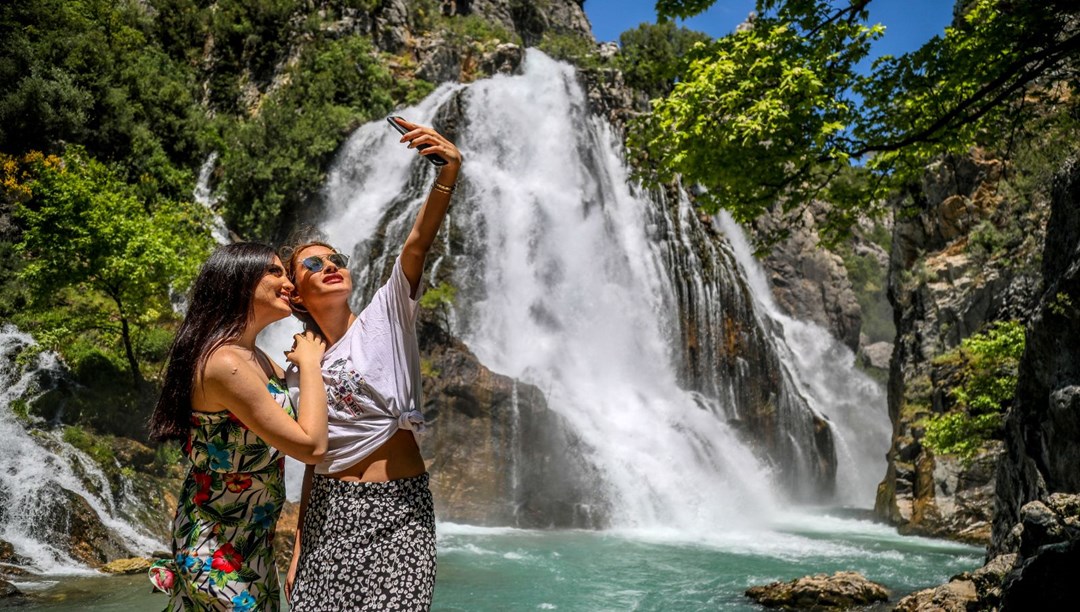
[745,571,889,610]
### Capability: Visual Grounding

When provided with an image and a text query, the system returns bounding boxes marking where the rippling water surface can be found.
[18,511,982,611]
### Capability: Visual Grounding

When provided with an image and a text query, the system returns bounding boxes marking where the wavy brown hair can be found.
[148,243,276,442]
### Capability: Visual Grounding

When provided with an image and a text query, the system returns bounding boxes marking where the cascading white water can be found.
[287,52,774,530]
[267,49,890,526]
[716,214,891,507]
[0,326,161,574]
[194,152,230,245]
[452,55,788,529]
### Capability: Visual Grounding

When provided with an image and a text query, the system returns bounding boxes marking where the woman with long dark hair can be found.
[282,118,460,611]
[147,242,329,611]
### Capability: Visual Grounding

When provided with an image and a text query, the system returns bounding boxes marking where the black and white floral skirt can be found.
[289,473,436,611]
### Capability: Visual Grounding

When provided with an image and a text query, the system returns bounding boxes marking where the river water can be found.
[18,513,981,610]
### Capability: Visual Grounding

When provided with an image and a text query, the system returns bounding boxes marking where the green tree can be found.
[216,35,410,241]
[419,281,458,332]
[618,21,711,98]
[0,0,207,200]
[13,148,212,386]
[633,0,1080,243]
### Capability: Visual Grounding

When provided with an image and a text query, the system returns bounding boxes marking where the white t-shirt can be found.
[287,256,425,474]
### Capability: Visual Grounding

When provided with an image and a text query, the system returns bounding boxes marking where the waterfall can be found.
[0,326,161,574]
[269,50,889,527]
[716,214,891,507]
[194,152,230,245]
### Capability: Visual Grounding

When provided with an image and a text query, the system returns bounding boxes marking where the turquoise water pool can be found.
[15,510,983,611]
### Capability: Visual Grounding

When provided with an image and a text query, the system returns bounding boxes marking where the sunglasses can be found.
[301,253,350,273]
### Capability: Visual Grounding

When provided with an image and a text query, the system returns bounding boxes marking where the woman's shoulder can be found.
[202,345,260,385]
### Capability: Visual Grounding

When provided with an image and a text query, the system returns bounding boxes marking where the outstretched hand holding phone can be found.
[387,116,461,168]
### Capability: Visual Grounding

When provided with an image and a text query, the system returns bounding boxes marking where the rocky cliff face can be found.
[370,0,592,84]
[754,204,865,353]
[417,314,607,527]
[992,157,1080,554]
[435,0,591,46]
[209,0,593,114]
[659,193,838,500]
[874,149,1047,543]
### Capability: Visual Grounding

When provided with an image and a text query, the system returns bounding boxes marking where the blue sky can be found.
[583,0,956,63]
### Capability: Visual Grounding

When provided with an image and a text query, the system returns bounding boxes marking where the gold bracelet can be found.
[433,181,455,195]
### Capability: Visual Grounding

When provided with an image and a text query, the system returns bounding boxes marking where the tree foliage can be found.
[10,149,213,385]
[655,0,719,21]
[216,35,408,240]
[932,320,1025,415]
[634,0,1080,243]
[923,411,1001,465]
[617,22,710,98]
[0,0,206,200]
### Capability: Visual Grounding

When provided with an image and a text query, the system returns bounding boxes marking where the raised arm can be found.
[200,334,328,464]
[394,118,463,297]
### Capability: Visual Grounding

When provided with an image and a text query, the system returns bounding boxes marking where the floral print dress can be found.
[150,376,294,611]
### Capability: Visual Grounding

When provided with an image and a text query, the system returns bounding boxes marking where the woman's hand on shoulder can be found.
[202,344,326,463]
[285,330,326,368]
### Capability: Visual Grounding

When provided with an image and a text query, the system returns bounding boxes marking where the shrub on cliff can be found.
[923,320,1025,462]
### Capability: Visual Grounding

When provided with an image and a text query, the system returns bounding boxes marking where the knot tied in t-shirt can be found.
[397,410,426,433]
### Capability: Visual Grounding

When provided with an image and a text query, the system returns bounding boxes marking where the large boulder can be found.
[912,495,1080,612]
[898,552,1017,611]
[100,557,152,575]
[0,577,23,600]
[745,571,889,610]
[997,494,1080,611]
[893,578,977,612]
[418,315,607,528]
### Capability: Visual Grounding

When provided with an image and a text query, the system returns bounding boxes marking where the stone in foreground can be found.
[0,577,22,598]
[100,557,152,575]
[893,579,977,612]
[745,571,889,609]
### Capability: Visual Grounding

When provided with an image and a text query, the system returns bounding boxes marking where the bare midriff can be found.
[325,429,426,483]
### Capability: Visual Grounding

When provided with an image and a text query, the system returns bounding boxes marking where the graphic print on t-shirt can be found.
[325,357,376,417]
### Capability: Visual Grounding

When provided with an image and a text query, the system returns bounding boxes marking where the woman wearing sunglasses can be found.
[146,243,329,611]
[282,119,461,611]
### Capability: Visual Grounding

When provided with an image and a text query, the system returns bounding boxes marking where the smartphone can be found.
[387,116,448,166]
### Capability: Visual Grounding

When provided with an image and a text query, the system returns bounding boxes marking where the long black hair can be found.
[148,242,276,442]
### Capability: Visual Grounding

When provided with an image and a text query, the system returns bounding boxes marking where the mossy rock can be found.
[101,557,152,575]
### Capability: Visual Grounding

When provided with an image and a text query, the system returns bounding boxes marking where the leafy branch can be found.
[637,0,1080,244]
